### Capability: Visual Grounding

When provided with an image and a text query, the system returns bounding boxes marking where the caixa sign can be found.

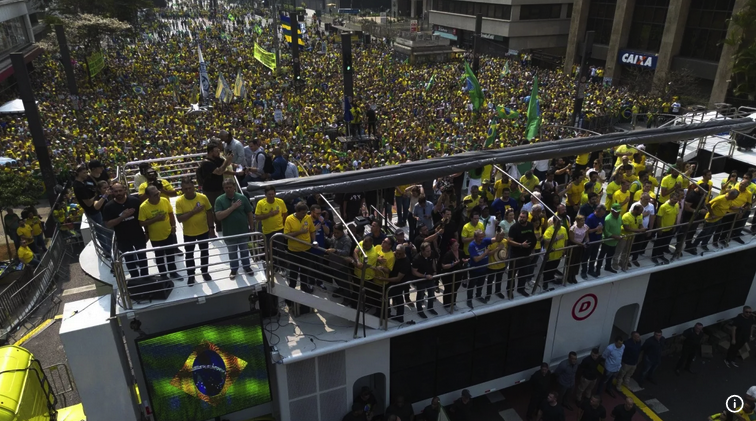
[618,50,658,69]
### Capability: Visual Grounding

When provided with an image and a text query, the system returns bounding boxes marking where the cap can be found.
[88,160,103,169]
[462,389,471,398]
[396,230,405,236]
[611,203,622,212]
[747,386,756,399]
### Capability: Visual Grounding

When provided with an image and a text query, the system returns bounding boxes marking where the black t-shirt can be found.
[508,221,536,257]
[345,192,364,218]
[611,404,636,421]
[102,195,143,242]
[579,356,602,380]
[452,398,472,421]
[423,405,440,421]
[539,401,565,421]
[578,400,606,421]
[385,404,413,421]
[441,250,463,274]
[94,170,110,183]
[200,156,225,192]
[439,219,459,254]
[366,109,376,122]
[390,256,411,281]
[732,314,755,341]
[683,188,704,221]
[73,177,98,216]
[412,254,435,279]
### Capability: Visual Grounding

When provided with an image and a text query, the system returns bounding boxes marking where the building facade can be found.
[428,0,574,55]
[564,0,747,106]
[0,0,42,82]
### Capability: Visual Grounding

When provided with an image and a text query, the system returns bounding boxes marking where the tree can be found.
[725,0,756,100]
[38,14,132,55]
[49,0,152,21]
[621,68,706,105]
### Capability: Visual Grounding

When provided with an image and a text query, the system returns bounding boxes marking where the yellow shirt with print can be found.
[175,193,211,236]
[488,238,508,270]
[284,214,315,252]
[633,189,656,203]
[255,197,286,234]
[353,241,379,280]
[659,174,683,204]
[461,221,484,255]
[543,225,567,261]
[494,179,517,198]
[621,211,643,235]
[519,175,540,192]
[138,197,173,242]
[374,248,395,285]
[18,245,34,264]
[17,224,32,241]
[605,181,621,206]
[138,179,176,199]
[657,201,679,231]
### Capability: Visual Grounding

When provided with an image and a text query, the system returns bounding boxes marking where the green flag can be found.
[425,73,435,91]
[526,76,541,140]
[463,62,484,111]
[484,120,498,148]
[496,105,519,120]
[501,61,510,77]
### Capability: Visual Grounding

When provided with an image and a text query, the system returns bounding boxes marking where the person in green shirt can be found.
[597,203,623,275]
[215,179,255,279]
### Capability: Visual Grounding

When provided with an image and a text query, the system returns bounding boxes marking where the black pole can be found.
[341,33,354,98]
[290,12,301,86]
[11,53,57,208]
[572,30,594,127]
[472,13,482,76]
[55,25,78,96]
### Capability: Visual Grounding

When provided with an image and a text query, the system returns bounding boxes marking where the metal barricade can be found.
[113,231,266,309]
[0,230,67,339]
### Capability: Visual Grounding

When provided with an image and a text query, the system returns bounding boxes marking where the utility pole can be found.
[290,11,301,86]
[342,32,354,137]
[271,0,281,69]
[11,53,57,208]
[55,25,77,96]
[472,13,482,76]
[572,30,594,128]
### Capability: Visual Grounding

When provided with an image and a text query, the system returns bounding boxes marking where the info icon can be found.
[726,395,744,413]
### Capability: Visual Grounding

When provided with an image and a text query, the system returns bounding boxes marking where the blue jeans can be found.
[34,233,47,252]
[87,212,103,226]
[597,370,618,392]
[640,357,660,380]
[224,236,251,271]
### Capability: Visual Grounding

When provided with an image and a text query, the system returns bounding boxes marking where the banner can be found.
[216,73,233,103]
[198,45,210,98]
[254,43,277,71]
[87,51,105,78]
[233,69,246,99]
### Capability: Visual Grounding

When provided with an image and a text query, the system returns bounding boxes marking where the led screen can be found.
[136,313,272,421]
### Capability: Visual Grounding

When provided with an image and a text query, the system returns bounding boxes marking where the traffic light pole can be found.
[572,31,594,127]
[472,13,482,76]
[290,11,301,86]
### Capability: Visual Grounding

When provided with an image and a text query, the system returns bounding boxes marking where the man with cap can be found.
[596,203,623,274]
[138,167,177,201]
[88,159,111,182]
[449,389,472,421]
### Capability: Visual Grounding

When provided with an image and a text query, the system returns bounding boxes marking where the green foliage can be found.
[37,14,132,54]
[725,0,756,100]
[0,173,43,210]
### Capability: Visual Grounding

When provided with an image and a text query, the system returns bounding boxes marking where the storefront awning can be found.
[433,31,457,41]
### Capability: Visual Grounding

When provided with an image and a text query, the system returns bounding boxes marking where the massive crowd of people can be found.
[0,0,673,183]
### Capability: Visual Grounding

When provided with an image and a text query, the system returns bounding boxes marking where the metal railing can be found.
[112,231,267,310]
[122,153,205,192]
[0,229,68,339]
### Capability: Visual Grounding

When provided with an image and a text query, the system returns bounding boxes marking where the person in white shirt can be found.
[481,206,497,238]
[631,193,655,263]
[220,129,246,167]
[285,160,299,179]
[243,138,267,182]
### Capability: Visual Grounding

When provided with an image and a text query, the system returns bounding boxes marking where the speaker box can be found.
[128,277,173,302]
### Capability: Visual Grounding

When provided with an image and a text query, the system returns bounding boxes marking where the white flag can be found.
[198,45,210,98]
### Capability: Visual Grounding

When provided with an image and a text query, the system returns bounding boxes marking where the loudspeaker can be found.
[128,277,174,302]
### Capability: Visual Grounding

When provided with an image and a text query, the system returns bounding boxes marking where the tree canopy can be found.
[725,0,756,100]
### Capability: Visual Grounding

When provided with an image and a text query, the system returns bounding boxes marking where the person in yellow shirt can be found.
[255,186,288,240]
[652,192,680,264]
[659,168,683,204]
[519,170,540,203]
[461,213,484,256]
[16,211,34,251]
[25,207,47,253]
[138,168,177,201]
[284,202,317,294]
[565,170,586,219]
[395,184,412,226]
[614,145,637,168]
[17,238,39,267]
[633,180,657,203]
[691,189,740,250]
[729,176,754,244]
[463,185,483,211]
[605,172,624,208]
[139,185,181,280]
[494,173,519,198]
[486,230,508,299]
[613,180,632,214]
[615,204,646,269]
[542,217,568,289]
[575,151,591,172]
[175,178,214,285]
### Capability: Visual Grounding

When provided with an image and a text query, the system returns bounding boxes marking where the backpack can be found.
[256,150,275,176]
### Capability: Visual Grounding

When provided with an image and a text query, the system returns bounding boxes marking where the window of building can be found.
[433,0,511,20]
[679,0,735,62]
[567,3,573,18]
[626,0,669,52]
[586,0,617,44]
[519,4,562,20]
[0,17,29,55]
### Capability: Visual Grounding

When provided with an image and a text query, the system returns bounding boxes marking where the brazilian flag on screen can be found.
[280,15,305,46]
